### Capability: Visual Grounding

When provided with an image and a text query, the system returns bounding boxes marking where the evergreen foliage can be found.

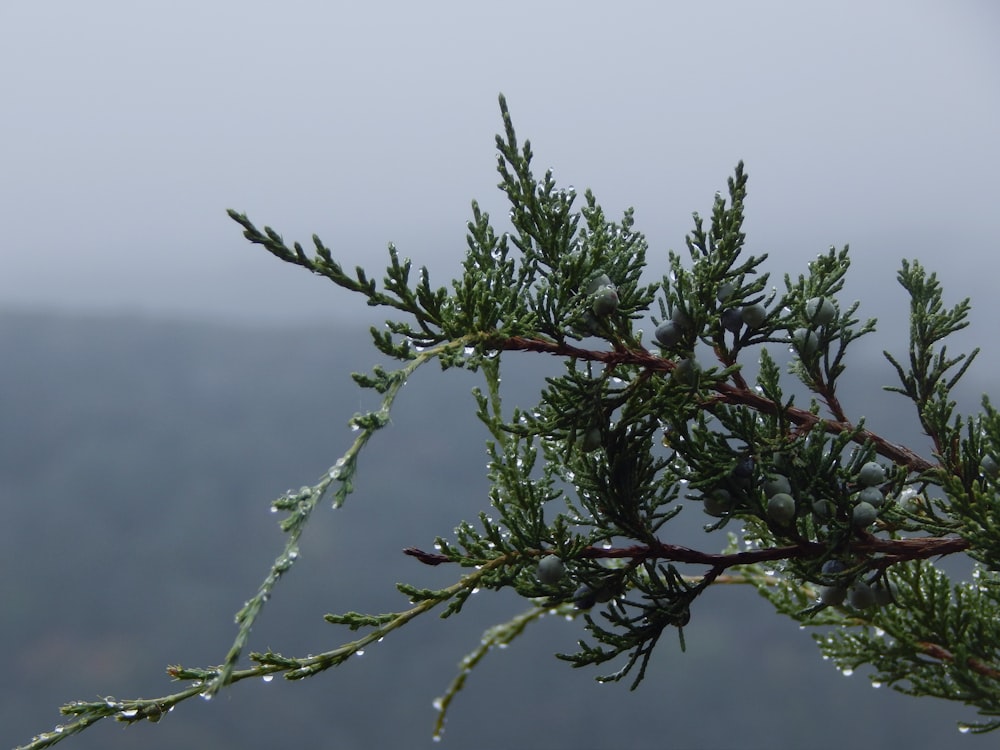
[19,95,1000,748]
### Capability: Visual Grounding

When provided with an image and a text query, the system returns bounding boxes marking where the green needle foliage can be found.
[19,95,1000,748]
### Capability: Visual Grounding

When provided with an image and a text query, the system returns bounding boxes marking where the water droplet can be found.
[121,708,138,718]
[432,698,444,711]
[200,692,213,701]
[356,649,365,657]
[54,725,65,733]
[262,674,274,683]
[329,457,348,480]
[871,680,882,688]
[958,723,972,734]
[841,667,854,676]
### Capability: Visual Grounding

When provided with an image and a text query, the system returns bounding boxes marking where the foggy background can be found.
[3,2,999,749]
[3,1,998,329]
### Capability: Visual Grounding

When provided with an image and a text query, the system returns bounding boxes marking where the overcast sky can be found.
[3,1,998,343]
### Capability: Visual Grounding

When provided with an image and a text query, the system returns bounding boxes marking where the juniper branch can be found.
[15,554,512,750]
[405,533,968,573]
[24,93,1000,746]
[496,334,933,473]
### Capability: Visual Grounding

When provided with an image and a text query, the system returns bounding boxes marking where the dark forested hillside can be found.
[0,311,986,749]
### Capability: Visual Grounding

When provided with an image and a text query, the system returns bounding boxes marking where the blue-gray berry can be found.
[820,585,847,606]
[654,320,682,348]
[703,488,734,517]
[767,492,796,525]
[857,461,886,487]
[740,302,767,329]
[805,296,837,326]
[792,327,820,357]
[857,486,884,508]
[591,286,619,317]
[763,474,791,497]
[536,554,565,585]
[721,308,743,333]
[852,501,878,527]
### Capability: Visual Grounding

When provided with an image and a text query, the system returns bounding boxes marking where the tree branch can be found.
[404,534,969,572]
[498,335,935,473]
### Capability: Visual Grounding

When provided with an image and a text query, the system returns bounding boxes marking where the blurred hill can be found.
[0,310,990,750]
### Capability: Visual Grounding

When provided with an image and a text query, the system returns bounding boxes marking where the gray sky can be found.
[3,1,998,339]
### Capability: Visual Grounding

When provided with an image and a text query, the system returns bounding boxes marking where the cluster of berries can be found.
[701,460,889,527]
